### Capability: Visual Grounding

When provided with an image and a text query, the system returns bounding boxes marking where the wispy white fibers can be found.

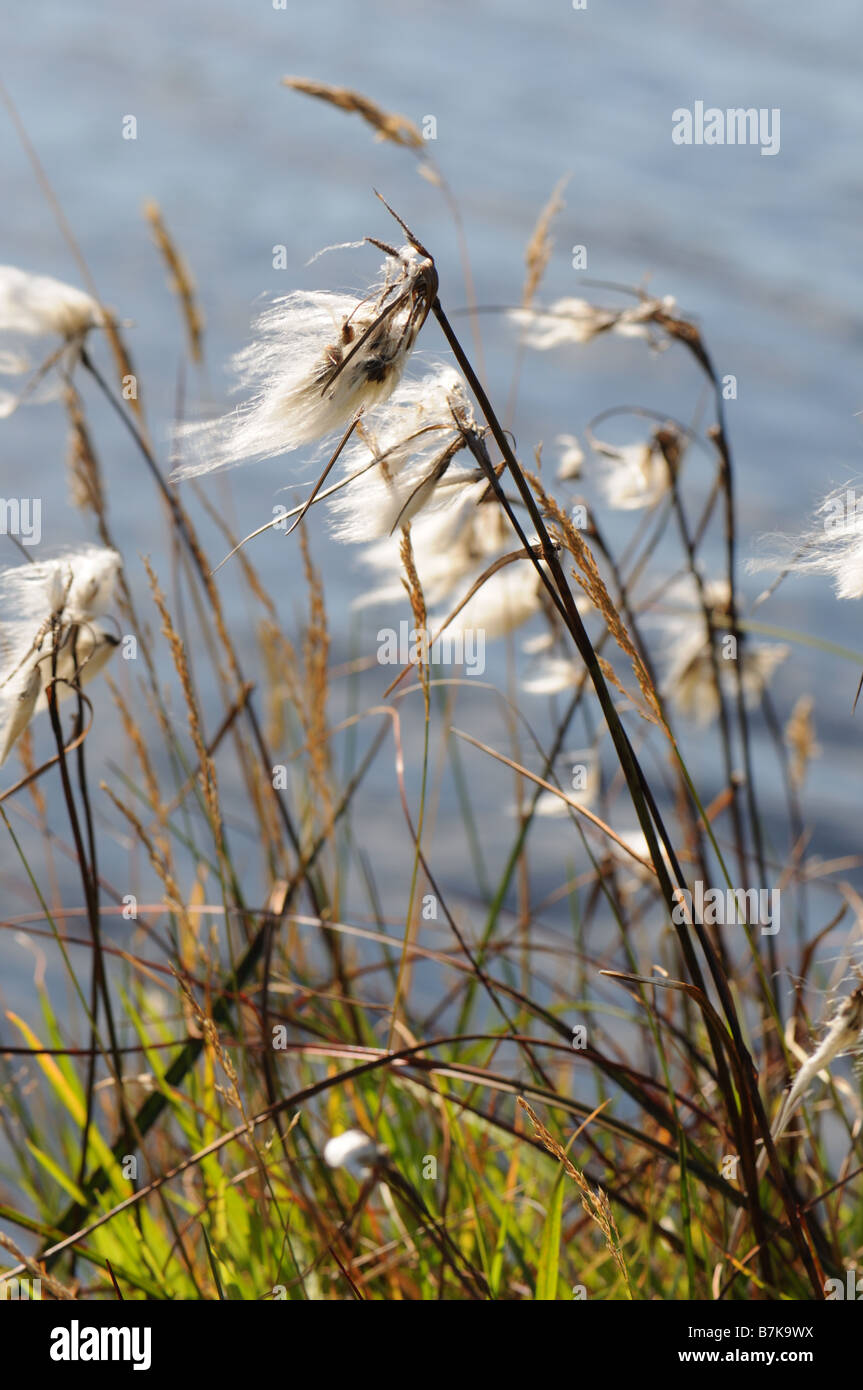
[0,545,121,764]
[354,469,547,647]
[555,433,584,481]
[595,439,669,511]
[510,297,617,348]
[0,266,103,418]
[750,485,863,600]
[354,480,507,610]
[173,243,437,479]
[322,1129,384,1177]
[658,578,788,725]
[429,558,545,642]
[510,294,677,351]
[0,267,101,340]
[612,295,677,338]
[326,366,481,541]
[773,982,863,1143]
[725,978,863,1269]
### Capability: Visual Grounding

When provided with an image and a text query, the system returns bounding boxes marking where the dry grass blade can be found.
[517,1098,631,1296]
[100,781,185,921]
[283,76,424,150]
[299,529,334,834]
[452,727,657,873]
[141,556,222,837]
[786,694,820,791]
[527,466,664,726]
[523,174,569,309]
[0,1232,78,1301]
[64,383,104,516]
[144,200,205,363]
[398,524,429,705]
[383,548,533,698]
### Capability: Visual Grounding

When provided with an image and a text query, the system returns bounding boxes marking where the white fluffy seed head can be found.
[429,560,545,642]
[0,545,121,765]
[354,480,506,610]
[510,298,617,349]
[0,267,104,417]
[0,266,102,340]
[173,244,436,479]
[510,295,676,351]
[658,578,788,725]
[775,984,863,1140]
[327,366,479,542]
[750,486,863,601]
[612,295,677,337]
[555,434,584,481]
[0,663,42,765]
[595,440,669,511]
[322,1129,383,1176]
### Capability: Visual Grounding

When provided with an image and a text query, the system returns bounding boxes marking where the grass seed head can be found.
[174,243,435,479]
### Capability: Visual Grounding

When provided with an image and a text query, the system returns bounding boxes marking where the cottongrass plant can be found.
[722,977,863,1281]
[2,76,862,1308]
[657,578,789,726]
[750,484,863,600]
[0,265,103,416]
[774,979,863,1143]
[325,365,483,541]
[509,293,678,350]
[352,477,507,609]
[173,240,437,478]
[0,265,101,342]
[323,1129,385,1176]
[554,433,584,481]
[593,437,672,512]
[0,544,121,763]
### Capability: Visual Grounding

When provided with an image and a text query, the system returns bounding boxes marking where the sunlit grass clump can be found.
[1,78,862,1303]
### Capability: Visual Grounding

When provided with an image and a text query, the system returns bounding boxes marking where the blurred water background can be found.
[2,0,863,1005]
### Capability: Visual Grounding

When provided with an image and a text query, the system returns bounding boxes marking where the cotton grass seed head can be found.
[354,479,506,610]
[0,545,121,764]
[173,242,437,479]
[322,1128,385,1177]
[659,578,788,725]
[326,365,481,542]
[0,266,102,342]
[776,981,863,1137]
[665,630,789,726]
[510,294,677,351]
[555,433,584,481]
[0,266,104,418]
[595,439,670,511]
[510,297,617,349]
[750,485,863,600]
[430,559,546,642]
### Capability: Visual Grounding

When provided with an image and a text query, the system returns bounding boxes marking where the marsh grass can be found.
[1,79,862,1304]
